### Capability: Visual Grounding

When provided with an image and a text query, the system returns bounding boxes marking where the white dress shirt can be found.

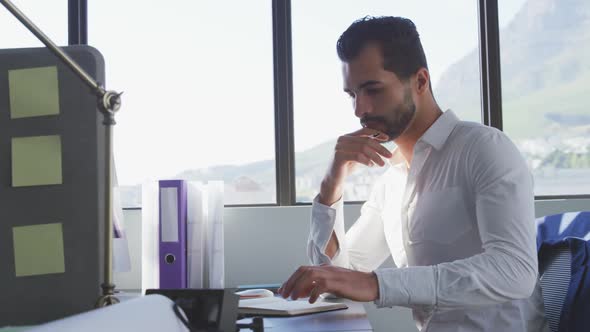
[308,110,549,331]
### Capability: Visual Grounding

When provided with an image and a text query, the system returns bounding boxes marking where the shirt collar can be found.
[387,109,459,168]
[418,109,459,151]
[389,148,407,167]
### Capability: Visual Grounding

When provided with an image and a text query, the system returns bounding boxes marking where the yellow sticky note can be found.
[8,66,60,119]
[12,135,63,187]
[12,223,65,277]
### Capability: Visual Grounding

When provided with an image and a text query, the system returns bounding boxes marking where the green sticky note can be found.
[12,223,65,277]
[8,66,60,119]
[11,135,63,187]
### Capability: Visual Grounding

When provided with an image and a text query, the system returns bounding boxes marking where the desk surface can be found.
[239,299,372,332]
[0,294,371,332]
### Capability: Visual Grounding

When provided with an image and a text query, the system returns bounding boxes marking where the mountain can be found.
[435,0,590,139]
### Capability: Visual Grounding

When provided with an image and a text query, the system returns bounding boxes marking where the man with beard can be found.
[279,16,548,331]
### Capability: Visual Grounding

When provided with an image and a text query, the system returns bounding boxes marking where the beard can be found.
[360,87,416,141]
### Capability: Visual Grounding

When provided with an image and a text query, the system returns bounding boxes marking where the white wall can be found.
[115,198,590,332]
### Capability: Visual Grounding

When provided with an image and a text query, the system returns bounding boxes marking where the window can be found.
[499,0,590,196]
[79,0,588,207]
[89,1,276,206]
[291,1,482,202]
[0,0,67,49]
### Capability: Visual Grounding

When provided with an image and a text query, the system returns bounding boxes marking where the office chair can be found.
[538,243,571,332]
[536,211,590,332]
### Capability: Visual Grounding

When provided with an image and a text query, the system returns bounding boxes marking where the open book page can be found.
[238,297,348,317]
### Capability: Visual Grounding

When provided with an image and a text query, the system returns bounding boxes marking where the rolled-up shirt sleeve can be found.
[373,131,538,310]
[308,184,392,272]
[308,196,348,266]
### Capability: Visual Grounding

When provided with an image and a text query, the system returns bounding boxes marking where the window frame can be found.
[68,0,86,45]
[71,0,589,207]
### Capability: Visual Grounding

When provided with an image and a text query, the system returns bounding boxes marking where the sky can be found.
[1,0,527,185]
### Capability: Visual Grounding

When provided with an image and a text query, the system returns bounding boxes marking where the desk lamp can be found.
[1,0,121,307]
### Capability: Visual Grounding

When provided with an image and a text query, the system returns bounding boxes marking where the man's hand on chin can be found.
[278,265,379,303]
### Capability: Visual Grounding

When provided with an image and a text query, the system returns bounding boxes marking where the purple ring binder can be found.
[159,180,187,289]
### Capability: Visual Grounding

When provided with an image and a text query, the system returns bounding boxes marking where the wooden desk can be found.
[239,300,372,332]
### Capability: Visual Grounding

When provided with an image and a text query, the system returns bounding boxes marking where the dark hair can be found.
[336,16,428,81]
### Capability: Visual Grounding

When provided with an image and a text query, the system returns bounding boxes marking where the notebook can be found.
[238,297,348,317]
